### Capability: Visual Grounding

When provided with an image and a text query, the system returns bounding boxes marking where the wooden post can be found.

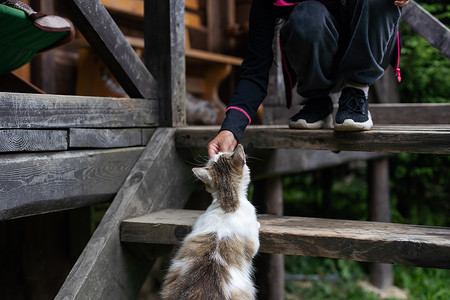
[368,158,393,290]
[253,177,285,300]
[145,0,186,127]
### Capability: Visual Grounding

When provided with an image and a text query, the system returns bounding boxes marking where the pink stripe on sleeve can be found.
[273,0,300,6]
[226,106,252,125]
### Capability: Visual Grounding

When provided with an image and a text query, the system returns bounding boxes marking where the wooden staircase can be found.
[1,0,449,299]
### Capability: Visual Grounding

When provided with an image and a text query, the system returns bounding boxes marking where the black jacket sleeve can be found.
[220,0,278,142]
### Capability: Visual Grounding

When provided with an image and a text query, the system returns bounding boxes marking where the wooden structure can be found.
[1,0,449,299]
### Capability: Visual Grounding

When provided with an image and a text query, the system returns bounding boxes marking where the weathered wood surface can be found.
[65,0,157,99]
[263,103,450,126]
[0,148,144,220]
[368,159,393,290]
[69,128,143,148]
[121,209,450,269]
[56,128,194,300]
[145,0,186,127]
[402,0,450,59]
[176,125,450,154]
[0,130,67,152]
[0,92,158,129]
[367,103,450,125]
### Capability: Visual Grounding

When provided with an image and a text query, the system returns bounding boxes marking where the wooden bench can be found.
[121,209,450,269]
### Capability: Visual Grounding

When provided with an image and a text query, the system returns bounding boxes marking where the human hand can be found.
[207,130,238,158]
[394,0,409,7]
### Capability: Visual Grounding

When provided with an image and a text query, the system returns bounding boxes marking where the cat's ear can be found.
[192,167,213,185]
[231,144,246,166]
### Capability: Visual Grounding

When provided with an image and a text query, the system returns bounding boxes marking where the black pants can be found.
[280,0,402,98]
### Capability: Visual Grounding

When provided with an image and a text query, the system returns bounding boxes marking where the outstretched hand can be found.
[207,130,238,158]
[394,0,410,7]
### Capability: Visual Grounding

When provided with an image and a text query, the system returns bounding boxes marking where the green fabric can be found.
[0,4,68,75]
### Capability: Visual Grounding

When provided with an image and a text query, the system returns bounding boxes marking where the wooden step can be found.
[176,124,450,154]
[121,209,450,269]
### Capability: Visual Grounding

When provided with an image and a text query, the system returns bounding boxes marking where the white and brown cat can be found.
[160,144,260,300]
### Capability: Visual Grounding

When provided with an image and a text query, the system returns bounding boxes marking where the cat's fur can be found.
[160,145,260,300]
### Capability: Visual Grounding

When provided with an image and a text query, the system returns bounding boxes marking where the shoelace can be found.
[339,89,367,114]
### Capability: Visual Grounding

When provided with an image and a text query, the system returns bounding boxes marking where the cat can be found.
[160,144,260,300]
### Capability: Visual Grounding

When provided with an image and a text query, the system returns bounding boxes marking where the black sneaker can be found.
[334,87,373,131]
[289,95,333,129]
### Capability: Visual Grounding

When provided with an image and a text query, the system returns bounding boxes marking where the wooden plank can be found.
[65,0,157,99]
[266,103,450,126]
[56,128,194,300]
[145,0,186,127]
[175,125,450,154]
[402,1,450,59]
[369,103,450,125]
[100,0,144,16]
[0,92,158,129]
[0,130,67,153]
[121,209,450,269]
[0,148,144,221]
[69,128,143,148]
[186,48,243,66]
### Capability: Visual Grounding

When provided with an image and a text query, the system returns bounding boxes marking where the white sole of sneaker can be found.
[289,114,333,130]
[289,119,324,129]
[334,112,373,131]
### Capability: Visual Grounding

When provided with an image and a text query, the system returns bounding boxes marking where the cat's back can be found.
[160,229,256,300]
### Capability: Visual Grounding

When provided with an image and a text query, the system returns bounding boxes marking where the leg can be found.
[280,1,336,129]
[339,0,402,85]
[335,0,402,131]
[280,1,340,98]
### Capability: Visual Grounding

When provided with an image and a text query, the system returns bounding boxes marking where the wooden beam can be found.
[145,0,186,127]
[368,158,393,290]
[0,92,158,129]
[56,128,194,300]
[69,128,143,148]
[268,103,450,126]
[369,103,450,124]
[176,125,450,154]
[0,130,67,152]
[0,148,143,221]
[402,0,450,59]
[65,0,157,99]
[121,209,450,269]
[253,177,285,300]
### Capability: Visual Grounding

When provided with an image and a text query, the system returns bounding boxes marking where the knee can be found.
[286,1,335,42]
[355,0,401,14]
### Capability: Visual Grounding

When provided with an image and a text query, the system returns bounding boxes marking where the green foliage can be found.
[395,266,450,300]
[398,0,450,103]
[283,165,369,221]
[390,154,450,227]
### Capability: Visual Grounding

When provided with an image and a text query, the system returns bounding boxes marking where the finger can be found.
[208,143,219,158]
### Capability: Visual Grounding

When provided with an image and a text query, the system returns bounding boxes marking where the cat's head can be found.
[192,145,250,211]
